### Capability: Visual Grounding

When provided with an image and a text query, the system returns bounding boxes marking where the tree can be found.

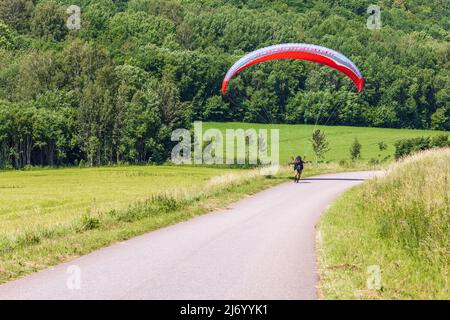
[78,79,114,166]
[61,39,110,93]
[431,108,450,131]
[203,95,230,121]
[16,51,62,101]
[310,129,330,162]
[0,0,34,33]
[350,138,362,161]
[31,1,67,41]
[80,0,116,39]
[157,68,184,128]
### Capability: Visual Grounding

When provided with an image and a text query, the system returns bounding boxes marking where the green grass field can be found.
[317,148,449,299]
[204,122,448,164]
[0,166,237,236]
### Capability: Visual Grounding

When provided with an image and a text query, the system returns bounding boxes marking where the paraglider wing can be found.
[222,43,364,95]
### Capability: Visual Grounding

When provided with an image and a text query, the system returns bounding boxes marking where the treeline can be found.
[0,44,189,167]
[394,135,450,160]
[0,0,449,167]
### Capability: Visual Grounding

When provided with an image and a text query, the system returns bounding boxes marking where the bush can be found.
[310,129,330,162]
[394,135,449,159]
[431,134,450,148]
[378,141,387,151]
[150,194,181,212]
[349,138,362,161]
[112,194,182,223]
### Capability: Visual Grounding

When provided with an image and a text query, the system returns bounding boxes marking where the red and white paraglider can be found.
[222,43,364,95]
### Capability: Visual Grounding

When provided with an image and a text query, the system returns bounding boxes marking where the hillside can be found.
[0,0,449,168]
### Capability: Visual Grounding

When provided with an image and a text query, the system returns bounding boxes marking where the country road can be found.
[0,171,380,300]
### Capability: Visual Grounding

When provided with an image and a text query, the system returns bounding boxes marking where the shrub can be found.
[349,138,362,161]
[394,135,449,160]
[150,194,180,212]
[310,129,330,162]
[79,214,101,231]
[431,134,449,148]
[112,194,182,223]
[378,141,387,151]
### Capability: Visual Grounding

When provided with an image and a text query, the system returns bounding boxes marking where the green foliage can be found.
[0,21,14,49]
[431,108,450,131]
[79,0,116,39]
[310,129,329,161]
[368,141,390,164]
[349,137,362,161]
[31,1,67,41]
[431,134,450,148]
[79,213,101,231]
[0,0,34,33]
[394,134,449,160]
[378,141,387,151]
[203,95,231,121]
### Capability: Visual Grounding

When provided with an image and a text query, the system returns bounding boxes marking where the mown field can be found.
[317,148,449,299]
[204,122,448,163]
[0,166,234,234]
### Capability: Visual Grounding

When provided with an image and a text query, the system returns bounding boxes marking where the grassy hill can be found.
[204,122,448,163]
[317,148,450,299]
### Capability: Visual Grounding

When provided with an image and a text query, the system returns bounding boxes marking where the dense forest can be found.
[0,0,448,167]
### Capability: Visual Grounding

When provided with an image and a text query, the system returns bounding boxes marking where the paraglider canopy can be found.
[222,43,364,95]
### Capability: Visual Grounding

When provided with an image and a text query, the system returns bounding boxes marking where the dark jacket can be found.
[294,157,304,171]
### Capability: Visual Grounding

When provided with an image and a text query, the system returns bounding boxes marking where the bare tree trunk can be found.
[26,135,32,165]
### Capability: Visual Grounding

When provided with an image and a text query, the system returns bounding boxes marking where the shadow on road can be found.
[301,178,366,182]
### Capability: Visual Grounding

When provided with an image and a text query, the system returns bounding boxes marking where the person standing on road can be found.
[293,155,305,183]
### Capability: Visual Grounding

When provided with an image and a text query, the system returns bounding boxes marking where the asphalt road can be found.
[0,171,380,300]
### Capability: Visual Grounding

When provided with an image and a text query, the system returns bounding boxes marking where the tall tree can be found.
[31,1,67,41]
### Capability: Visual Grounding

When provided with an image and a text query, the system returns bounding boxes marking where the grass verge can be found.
[317,148,449,299]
